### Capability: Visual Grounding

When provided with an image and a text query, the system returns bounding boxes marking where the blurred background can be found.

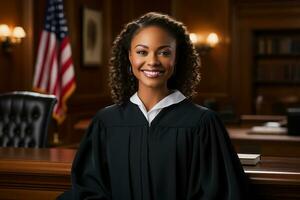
[1,0,300,145]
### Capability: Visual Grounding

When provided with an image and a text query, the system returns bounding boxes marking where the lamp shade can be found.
[206,33,219,47]
[0,24,11,37]
[12,26,26,38]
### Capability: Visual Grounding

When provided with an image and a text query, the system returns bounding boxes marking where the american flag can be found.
[33,0,76,124]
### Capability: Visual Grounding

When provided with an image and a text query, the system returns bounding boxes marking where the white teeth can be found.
[142,70,162,78]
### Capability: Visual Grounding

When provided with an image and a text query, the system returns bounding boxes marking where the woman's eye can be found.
[136,50,147,56]
[159,51,171,56]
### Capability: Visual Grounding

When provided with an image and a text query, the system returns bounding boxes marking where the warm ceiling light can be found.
[206,32,219,47]
[189,33,198,44]
[0,24,26,52]
[12,26,26,39]
[189,32,220,54]
[0,24,11,38]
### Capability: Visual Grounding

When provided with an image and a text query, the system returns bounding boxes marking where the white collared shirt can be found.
[130,90,186,125]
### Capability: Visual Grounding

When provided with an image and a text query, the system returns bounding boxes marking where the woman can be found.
[59,12,249,200]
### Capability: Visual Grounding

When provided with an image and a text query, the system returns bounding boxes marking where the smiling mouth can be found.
[141,69,164,78]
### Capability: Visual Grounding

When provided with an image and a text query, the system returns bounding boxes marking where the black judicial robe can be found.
[58,99,249,200]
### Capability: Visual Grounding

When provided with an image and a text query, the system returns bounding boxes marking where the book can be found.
[257,37,265,55]
[238,153,261,165]
[279,37,291,54]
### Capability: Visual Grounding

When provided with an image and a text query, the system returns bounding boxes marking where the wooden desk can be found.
[241,115,286,124]
[0,148,299,200]
[245,156,300,200]
[0,148,76,200]
[228,127,300,157]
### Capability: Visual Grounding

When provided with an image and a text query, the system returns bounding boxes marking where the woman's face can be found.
[129,26,176,91]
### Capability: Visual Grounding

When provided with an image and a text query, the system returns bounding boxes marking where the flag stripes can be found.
[33,0,76,123]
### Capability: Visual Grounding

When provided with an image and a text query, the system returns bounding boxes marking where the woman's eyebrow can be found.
[134,44,173,49]
[158,45,172,50]
[135,44,149,48]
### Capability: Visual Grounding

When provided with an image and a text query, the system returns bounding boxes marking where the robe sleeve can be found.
[187,110,250,200]
[57,116,111,200]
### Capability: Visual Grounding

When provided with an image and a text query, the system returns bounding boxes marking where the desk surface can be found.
[228,127,300,157]
[0,148,76,200]
[0,147,299,174]
[0,148,299,199]
[228,127,300,142]
[0,147,76,175]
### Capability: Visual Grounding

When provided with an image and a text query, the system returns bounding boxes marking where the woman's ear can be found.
[128,50,132,63]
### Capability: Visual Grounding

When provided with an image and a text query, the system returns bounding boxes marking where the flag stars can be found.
[59,19,66,24]
[43,0,69,36]
[48,6,55,12]
[46,14,54,20]
[60,33,65,38]
[60,27,68,31]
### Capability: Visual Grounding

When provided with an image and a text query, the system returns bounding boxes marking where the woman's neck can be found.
[137,86,170,111]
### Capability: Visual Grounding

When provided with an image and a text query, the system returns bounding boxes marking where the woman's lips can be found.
[141,69,164,78]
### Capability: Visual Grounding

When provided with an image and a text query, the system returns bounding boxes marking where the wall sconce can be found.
[189,32,219,54]
[0,24,26,52]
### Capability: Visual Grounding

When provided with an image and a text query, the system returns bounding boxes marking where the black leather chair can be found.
[0,91,57,148]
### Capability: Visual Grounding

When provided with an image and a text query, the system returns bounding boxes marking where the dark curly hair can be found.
[109,12,201,104]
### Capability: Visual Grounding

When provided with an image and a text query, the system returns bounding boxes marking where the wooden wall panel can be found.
[232,1,300,114]
[110,0,172,39]
[0,0,113,144]
[0,1,33,92]
[172,0,233,108]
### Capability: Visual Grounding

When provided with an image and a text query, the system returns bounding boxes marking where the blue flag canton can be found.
[44,0,68,40]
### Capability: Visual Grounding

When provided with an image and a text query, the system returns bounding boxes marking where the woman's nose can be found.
[147,53,160,66]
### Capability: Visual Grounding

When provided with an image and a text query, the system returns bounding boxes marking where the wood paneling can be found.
[0,0,114,144]
[231,1,300,114]
[173,0,232,107]
[229,127,300,157]
[0,148,75,200]
[110,0,172,41]
[0,1,33,92]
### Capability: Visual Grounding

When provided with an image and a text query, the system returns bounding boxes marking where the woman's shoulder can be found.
[163,99,218,127]
[180,99,213,116]
[92,101,137,126]
[96,104,121,115]
[93,103,124,120]
[188,101,223,126]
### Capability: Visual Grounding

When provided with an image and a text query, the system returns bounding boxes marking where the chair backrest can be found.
[0,91,57,148]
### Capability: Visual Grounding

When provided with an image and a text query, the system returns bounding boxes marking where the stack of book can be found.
[238,153,261,165]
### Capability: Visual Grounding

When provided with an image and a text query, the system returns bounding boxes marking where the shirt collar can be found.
[130,90,186,113]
